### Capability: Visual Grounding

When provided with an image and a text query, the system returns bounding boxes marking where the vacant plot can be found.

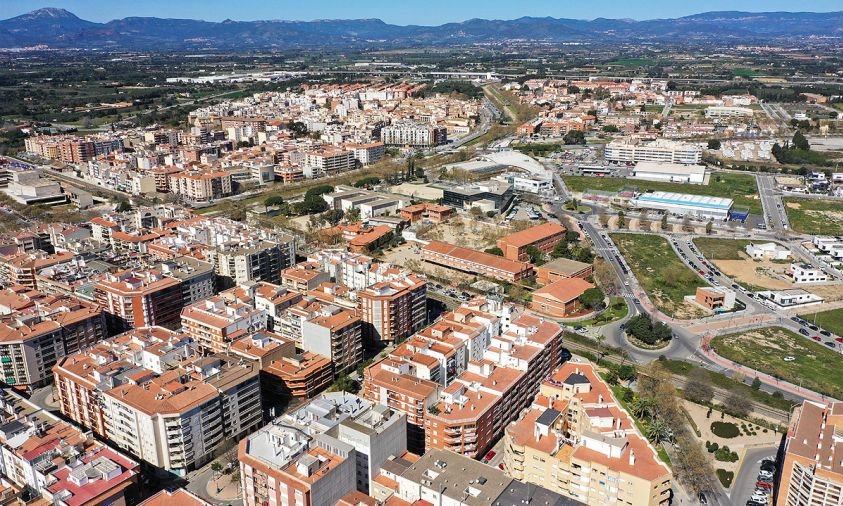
[610,233,707,318]
[563,173,761,214]
[711,327,843,399]
[785,198,843,235]
[692,238,755,260]
[798,308,843,337]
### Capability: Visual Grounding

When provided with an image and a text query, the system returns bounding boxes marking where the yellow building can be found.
[504,361,672,506]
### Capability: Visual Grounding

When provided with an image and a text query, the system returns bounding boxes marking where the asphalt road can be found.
[757,174,790,232]
[730,446,778,506]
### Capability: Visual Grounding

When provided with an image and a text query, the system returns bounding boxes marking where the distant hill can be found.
[1,8,842,49]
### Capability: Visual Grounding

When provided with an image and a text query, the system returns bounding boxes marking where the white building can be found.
[632,191,733,221]
[381,123,447,147]
[630,162,707,185]
[790,263,829,284]
[705,106,754,119]
[814,237,843,260]
[493,172,552,194]
[605,138,703,165]
[758,289,824,309]
[745,242,792,261]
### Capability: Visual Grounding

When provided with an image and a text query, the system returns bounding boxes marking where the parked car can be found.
[756,481,772,490]
[820,330,832,337]
[698,492,708,505]
[482,450,496,463]
[825,341,835,348]
[799,328,810,336]
[812,335,822,342]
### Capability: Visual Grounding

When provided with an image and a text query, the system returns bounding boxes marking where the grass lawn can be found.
[692,238,754,260]
[711,327,843,399]
[610,233,707,318]
[577,297,629,326]
[783,198,843,235]
[563,173,762,215]
[798,308,843,337]
[659,359,796,413]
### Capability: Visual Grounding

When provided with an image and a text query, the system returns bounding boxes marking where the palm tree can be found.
[646,418,672,444]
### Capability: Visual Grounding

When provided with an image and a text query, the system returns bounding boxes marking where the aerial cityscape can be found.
[0,2,842,506]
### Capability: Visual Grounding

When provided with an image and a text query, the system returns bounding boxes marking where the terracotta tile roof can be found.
[532,278,594,304]
[498,222,566,248]
[423,241,530,275]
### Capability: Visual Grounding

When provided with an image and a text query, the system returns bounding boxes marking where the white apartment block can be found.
[347,142,385,166]
[381,123,447,147]
[605,138,703,165]
[705,106,754,119]
[304,147,355,177]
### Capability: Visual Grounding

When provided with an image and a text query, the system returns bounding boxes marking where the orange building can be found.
[95,269,184,333]
[263,352,333,398]
[777,401,843,506]
[536,257,594,285]
[422,241,533,282]
[497,222,567,262]
[358,274,427,345]
[531,278,595,318]
[399,203,455,224]
[281,262,330,292]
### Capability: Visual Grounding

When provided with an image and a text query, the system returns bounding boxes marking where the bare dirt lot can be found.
[713,255,793,290]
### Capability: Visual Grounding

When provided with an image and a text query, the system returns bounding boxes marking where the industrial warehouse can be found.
[631,191,735,220]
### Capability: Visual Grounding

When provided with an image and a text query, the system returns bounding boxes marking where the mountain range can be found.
[1,8,842,49]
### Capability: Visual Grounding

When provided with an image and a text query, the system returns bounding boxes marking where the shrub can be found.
[711,422,740,439]
[716,469,734,488]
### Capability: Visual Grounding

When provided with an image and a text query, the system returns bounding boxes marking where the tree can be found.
[593,258,620,296]
[792,130,810,151]
[578,287,605,310]
[321,209,345,226]
[646,418,673,445]
[485,247,504,256]
[684,368,714,404]
[333,373,357,393]
[115,199,132,212]
[602,125,620,133]
[551,238,570,259]
[469,206,483,218]
[617,210,626,229]
[346,208,361,223]
[354,176,381,188]
[211,461,223,474]
[525,245,546,266]
[661,213,669,230]
[264,196,284,207]
[288,121,308,138]
[486,210,497,218]
[563,130,586,145]
[751,377,762,390]
[724,391,750,419]
[707,139,722,150]
[705,219,713,235]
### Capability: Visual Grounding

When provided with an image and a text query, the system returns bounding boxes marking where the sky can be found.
[1,0,841,25]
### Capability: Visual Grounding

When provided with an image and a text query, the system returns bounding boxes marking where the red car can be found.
[482,450,496,463]
[756,481,772,490]
[835,337,843,343]
[812,336,822,342]
[498,463,506,471]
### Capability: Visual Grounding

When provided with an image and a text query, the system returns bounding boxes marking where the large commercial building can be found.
[441,181,514,211]
[504,362,673,506]
[0,287,106,389]
[497,222,568,262]
[422,241,534,282]
[630,161,708,185]
[381,123,447,147]
[53,327,263,476]
[358,274,427,345]
[605,138,703,165]
[632,191,734,221]
[777,400,843,506]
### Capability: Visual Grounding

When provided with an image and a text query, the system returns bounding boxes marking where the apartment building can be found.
[424,314,564,459]
[169,170,233,202]
[206,239,294,287]
[0,389,140,506]
[95,268,185,333]
[281,262,331,292]
[139,489,211,506]
[304,147,355,177]
[156,257,216,305]
[381,123,447,147]
[25,135,123,164]
[263,352,334,398]
[358,274,427,345]
[605,138,703,165]
[54,327,262,476]
[504,362,672,506]
[0,287,106,389]
[239,418,357,506]
[300,306,362,376]
[221,281,302,331]
[422,241,534,282]
[778,400,843,506]
[497,222,568,262]
[180,296,267,353]
[0,250,75,289]
[346,142,385,166]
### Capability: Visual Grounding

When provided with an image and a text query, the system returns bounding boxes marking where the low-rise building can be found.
[536,258,594,285]
[745,242,791,261]
[693,286,736,311]
[399,203,455,224]
[630,161,707,184]
[632,191,733,221]
[422,241,534,282]
[531,278,595,318]
[758,289,824,309]
[497,222,567,262]
[790,263,829,284]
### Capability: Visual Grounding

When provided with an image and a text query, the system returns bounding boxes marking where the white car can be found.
[751,492,769,504]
